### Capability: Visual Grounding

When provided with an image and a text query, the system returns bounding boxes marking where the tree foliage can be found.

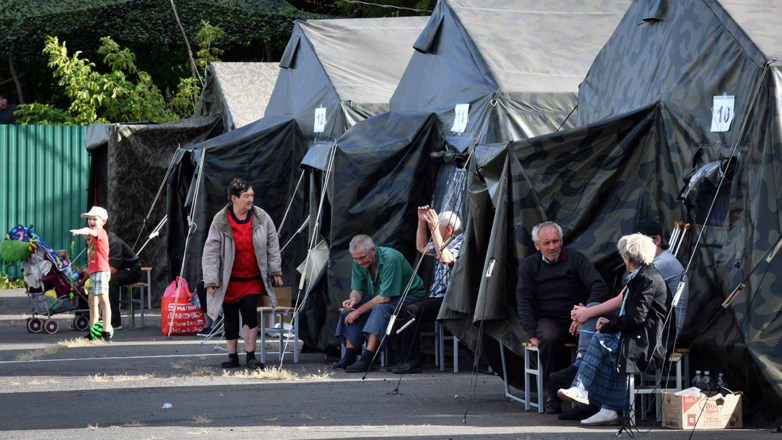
[194,20,226,79]
[15,36,201,125]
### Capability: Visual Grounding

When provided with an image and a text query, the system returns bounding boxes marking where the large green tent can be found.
[450,0,782,423]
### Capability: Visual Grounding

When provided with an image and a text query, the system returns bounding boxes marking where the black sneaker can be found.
[391,361,422,374]
[545,393,563,414]
[345,359,375,373]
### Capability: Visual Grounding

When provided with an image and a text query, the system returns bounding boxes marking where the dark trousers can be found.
[223,294,261,340]
[109,267,143,328]
[537,317,576,391]
[396,296,443,362]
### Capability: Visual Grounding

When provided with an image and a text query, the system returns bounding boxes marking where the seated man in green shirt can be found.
[333,234,426,373]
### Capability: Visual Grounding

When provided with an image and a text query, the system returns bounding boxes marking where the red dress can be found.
[224,208,265,303]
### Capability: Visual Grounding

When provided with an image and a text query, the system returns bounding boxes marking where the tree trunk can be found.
[8,54,24,104]
[264,39,275,63]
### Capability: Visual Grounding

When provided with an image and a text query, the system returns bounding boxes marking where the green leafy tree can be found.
[195,20,226,79]
[15,36,201,125]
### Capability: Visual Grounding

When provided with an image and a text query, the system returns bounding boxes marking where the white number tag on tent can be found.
[451,103,470,133]
[314,107,326,133]
[710,95,734,132]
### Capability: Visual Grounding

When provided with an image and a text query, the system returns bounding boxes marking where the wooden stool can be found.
[122,267,151,328]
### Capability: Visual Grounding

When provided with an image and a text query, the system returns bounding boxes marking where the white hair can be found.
[531,221,563,244]
[349,234,375,253]
[438,211,462,235]
[617,233,656,267]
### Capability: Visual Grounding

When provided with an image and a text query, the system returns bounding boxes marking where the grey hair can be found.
[349,234,375,253]
[437,211,463,235]
[531,221,563,244]
[617,233,656,267]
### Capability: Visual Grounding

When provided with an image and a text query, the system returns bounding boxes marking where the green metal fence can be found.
[1,125,89,279]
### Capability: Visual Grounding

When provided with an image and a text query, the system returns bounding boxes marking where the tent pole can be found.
[278,170,305,237]
[132,147,180,251]
[279,143,339,368]
[168,148,207,339]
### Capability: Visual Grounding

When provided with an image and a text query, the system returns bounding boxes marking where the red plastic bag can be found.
[161,277,205,336]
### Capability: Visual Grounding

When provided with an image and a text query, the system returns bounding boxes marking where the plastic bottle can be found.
[702,371,714,392]
[692,370,703,390]
[716,373,728,391]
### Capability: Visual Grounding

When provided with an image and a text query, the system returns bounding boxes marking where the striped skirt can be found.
[575,332,628,411]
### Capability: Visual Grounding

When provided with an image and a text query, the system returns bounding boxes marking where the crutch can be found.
[673,223,690,258]
[668,221,683,251]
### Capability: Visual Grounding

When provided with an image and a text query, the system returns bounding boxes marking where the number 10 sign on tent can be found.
[711,95,734,132]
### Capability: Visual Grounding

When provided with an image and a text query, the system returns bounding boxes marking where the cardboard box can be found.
[661,391,742,429]
[258,287,293,326]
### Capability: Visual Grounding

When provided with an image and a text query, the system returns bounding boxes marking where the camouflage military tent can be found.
[299,0,628,352]
[264,16,428,140]
[389,0,630,146]
[84,116,223,304]
[298,111,444,349]
[195,62,281,133]
[451,0,782,423]
[166,115,308,292]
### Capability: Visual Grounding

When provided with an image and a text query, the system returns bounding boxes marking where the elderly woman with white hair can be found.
[558,233,674,426]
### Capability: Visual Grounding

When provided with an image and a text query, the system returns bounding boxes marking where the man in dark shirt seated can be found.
[516,221,609,414]
[0,95,18,125]
[108,232,143,330]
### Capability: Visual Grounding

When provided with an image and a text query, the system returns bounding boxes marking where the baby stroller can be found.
[1,224,91,334]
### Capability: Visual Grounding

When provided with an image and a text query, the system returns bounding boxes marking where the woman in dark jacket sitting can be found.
[558,233,674,426]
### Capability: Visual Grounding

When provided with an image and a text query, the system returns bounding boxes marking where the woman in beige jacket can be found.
[202,178,282,369]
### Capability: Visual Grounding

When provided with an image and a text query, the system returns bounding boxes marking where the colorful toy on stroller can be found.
[1,224,90,334]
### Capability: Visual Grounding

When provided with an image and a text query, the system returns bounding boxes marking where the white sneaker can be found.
[114,325,123,331]
[557,387,589,406]
[582,408,619,426]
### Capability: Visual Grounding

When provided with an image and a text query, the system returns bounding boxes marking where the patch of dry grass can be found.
[171,360,193,369]
[88,374,109,383]
[222,366,298,380]
[188,428,211,435]
[28,379,56,385]
[300,412,312,420]
[113,373,153,382]
[87,423,99,430]
[123,419,144,427]
[14,343,64,361]
[58,337,105,348]
[304,370,332,382]
[254,366,298,380]
[190,366,214,377]
[191,415,212,424]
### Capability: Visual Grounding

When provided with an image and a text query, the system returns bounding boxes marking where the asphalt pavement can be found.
[0,288,778,439]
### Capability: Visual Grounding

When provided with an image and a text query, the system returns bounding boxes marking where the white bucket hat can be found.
[81,206,108,221]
